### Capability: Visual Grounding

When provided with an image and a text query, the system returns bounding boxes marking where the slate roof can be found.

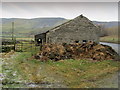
[36,14,99,35]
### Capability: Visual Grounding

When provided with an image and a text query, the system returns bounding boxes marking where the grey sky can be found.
[1,2,118,21]
[1,0,120,2]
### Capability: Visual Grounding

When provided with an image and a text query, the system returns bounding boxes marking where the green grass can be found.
[100,35,119,44]
[2,51,119,88]
[43,59,119,88]
[2,44,40,88]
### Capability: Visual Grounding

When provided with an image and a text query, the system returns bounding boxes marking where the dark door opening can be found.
[37,38,42,44]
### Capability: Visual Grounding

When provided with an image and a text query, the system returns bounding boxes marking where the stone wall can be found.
[46,15,100,44]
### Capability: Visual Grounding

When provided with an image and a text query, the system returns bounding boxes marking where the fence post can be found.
[31,40,33,56]
[13,37,16,51]
[21,42,23,52]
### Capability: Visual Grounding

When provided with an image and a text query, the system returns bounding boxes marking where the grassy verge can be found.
[100,35,119,44]
[2,51,120,88]
[42,59,119,88]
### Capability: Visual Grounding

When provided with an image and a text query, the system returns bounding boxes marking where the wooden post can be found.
[31,40,33,56]
[12,22,14,41]
[21,42,23,52]
[11,22,16,51]
[40,39,43,50]
[14,37,16,51]
[34,42,36,55]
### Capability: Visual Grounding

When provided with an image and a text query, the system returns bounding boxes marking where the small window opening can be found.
[75,40,79,43]
[83,40,87,43]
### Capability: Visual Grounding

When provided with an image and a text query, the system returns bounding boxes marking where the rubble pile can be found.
[34,42,119,61]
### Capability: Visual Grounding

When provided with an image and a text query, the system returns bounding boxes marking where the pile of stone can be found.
[34,42,119,61]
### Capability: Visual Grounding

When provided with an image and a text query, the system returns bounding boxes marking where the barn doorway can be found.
[35,33,47,46]
[37,38,42,44]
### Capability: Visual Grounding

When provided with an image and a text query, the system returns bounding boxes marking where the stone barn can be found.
[35,15,100,45]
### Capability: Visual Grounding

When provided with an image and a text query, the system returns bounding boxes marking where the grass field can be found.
[100,35,119,44]
[2,51,120,88]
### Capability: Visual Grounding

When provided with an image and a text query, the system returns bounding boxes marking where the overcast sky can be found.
[1,2,118,21]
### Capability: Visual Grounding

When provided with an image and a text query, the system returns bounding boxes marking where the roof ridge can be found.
[49,14,90,32]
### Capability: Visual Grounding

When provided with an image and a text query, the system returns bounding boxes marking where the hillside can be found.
[1,18,67,37]
[1,18,66,28]
[93,21,118,28]
[1,17,118,38]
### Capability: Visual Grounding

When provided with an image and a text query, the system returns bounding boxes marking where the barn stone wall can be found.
[46,15,100,44]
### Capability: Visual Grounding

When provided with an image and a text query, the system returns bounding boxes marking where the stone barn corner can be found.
[35,15,100,45]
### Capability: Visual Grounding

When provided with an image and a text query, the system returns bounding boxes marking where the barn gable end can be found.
[35,15,100,44]
[46,15,100,44]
